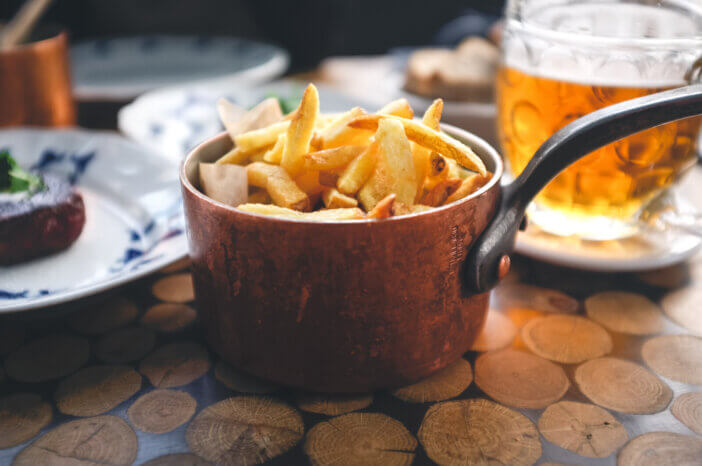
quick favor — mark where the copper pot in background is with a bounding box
[0,31,75,127]
[182,126,503,393]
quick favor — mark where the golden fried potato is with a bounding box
[246,162,310,211]
[411,98,444,201]
[247,189,271,204]
[295,170,325,197]
[281,84,320,176]
[366,193,396,219]
[359,119,416,210]
[319,107,370,149]
[322,188,359,208]
[444,173,491,204]
[237,204,364,220]
[378,98,414,119]
[337,140,379,196]
[349,114,486,175]
[318,171,339,188]
[234,120,290,152]
[304,145,366,172]
[420,178,462,206]
[263,134,286,164]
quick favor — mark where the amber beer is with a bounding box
[497,66,701,221]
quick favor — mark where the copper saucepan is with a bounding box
[181,84,702,392]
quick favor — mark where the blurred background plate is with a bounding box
[0,128,186,313]
[118,79,374,161]
[71,35,289,101]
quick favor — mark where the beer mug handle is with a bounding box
[465,83,702,293]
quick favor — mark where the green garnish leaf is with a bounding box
[0,151,44,194]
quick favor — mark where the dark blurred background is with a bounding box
[0,0,505,71]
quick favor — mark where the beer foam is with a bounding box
[504,1,702,88]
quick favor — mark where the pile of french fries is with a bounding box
[210,83,490,220]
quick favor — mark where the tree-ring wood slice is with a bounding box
[304,412,417,466]
[139,342,210,388]
[141,303,197,333]
[418,398,541,466]
[186,396,304,465]
[96,326,156,363]
[296,393,373,416]
[522,315,612,364]
[152,273,195,303]
[470,310,517,352]
[128,389,196,434]
[617,432,702,466]
[160,257,192,274]
[641,334,702,385]
[474,349,569,409]
[585,291,664,335]
[55,365,142,417]
[13,415,137,466]
[575,357,672,414]
[538,401,628,458]
[492,283,579,313]
[391,358,472,403]
[69,296,138,335]
[0,322,25,355]
[143,453,210,466]
[214,361,279,394]
[661,286,702,335]
[637,264,690,289]
[0,393,52,448]
[671,392,702,435]
[4,334,89,383]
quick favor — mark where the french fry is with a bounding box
[318,171,339,188]
[304,145,366,172]
[366,193,396,219]
[263,134,286,164]
[295,169,325,196]
[444,173,491,204]
[237,204,365,220]
[322,188,358,209]
[318,107,369,149]
[281,84,319,177]
[412,98,444,201]
[420,178,462,206]
[234,121,290,152]
[216,147,251,165]
[246,162,310,211]
[378,98,414,119]
[218,97,283,141]
[358,119,416,210]
[348,114,487,176]
[337,140,379,196]
[247,189,271,204]
[411,204,432,213]
[424,152,450,190]
[249,152,266,163]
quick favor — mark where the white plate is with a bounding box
[118,80,374,161]
[0,128,186,313]
[71,35,289,101]
[515,167,702,272]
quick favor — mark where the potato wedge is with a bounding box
[322,188,358,209]
[304,145,366,172]
[218,97,283,141]
[319,107,369,149]
[366,193,396,219]
[348,114,486,175]
[337,140,379,196]
[246,162,310,211]
[281,84,320,176]
[420,178,462,206]
[444,173,491,204]
[318,171,339,188]
[378,98,414,119]
[237,204,364,220]
[263,134,286,164]
[411,204,432,213]
[295,169,325,196]
[247,189,271,204]
[359,119,416,210]
[411,98,444,200]
[234,120,290,152]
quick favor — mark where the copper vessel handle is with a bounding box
[464,83,702,293]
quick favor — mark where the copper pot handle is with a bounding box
[464,83,702,293]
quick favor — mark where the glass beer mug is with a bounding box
[497,0,702,239]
